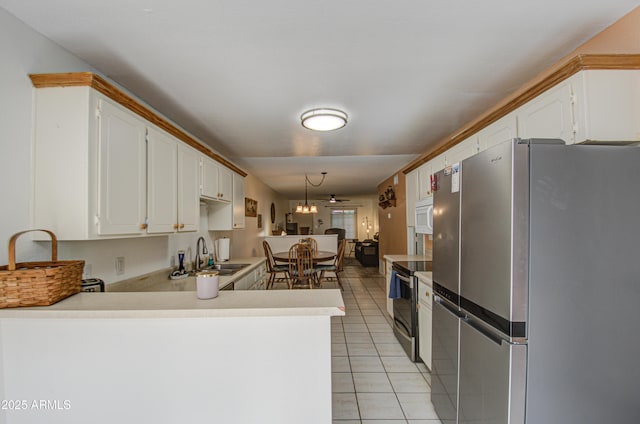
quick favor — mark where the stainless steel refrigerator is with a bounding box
[432,138,640,423]
[431,162,461,424]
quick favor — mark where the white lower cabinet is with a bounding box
[248,263,267,290]
[385,259,393,318]
[417,274,433,370]
[234,262,267,290]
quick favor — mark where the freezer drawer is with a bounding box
[458,315,526,424]
[431,295,460,424]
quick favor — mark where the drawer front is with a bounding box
[418,279,432,307]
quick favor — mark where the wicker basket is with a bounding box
[0,229,84,308]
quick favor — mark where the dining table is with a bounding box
[272,250,337,288]
[272,250,336,264]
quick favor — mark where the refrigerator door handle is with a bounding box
[463,315,504,346]
[434,294,464,318]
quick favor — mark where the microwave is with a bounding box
[415,197,433,234]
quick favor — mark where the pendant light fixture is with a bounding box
[295,172,326,214]
[301,108,348,131]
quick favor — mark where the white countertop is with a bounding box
[107,257,266,292]
[0,289,345,319]
[383,254,431,262]
[415,271,433,286]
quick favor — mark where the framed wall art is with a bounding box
[245,198,257,217]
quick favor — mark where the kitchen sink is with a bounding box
[211,263,250,270]
[198,263,250,276]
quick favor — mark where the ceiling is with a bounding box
[1,0,637,199]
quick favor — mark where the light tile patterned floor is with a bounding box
[325,259,441,424]
[270,258,441,423]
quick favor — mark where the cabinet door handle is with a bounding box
[173,224,179,230]
[179,224,185,229]
[425,292,430,297]
[140,223,148,230]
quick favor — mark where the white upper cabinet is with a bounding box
[96,98,148,236]
[201,156,220,200]
[429,153,447,175]
[31,82,230,240]
[232,173,246,229]
[477,112,518,153]
[444,135,478,167]
[201,156,232,202]
[417,153,446,200]
[518,70,640,145]
[218,166,233,201]
[572,70,640,144]
[147,126,178,234]
[33,86,149,240]
[518,77,575,143]
[406,169,418,226]
[147,127,199,234]
[177,144,200,232]
[417,163,432,200]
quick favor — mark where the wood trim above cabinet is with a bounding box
[29,72,247,177]
[402,54,640,174]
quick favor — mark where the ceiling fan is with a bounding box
[325,194,350,203]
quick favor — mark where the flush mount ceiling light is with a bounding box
[300,108,348,131]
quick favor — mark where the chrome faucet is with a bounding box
[195,237,208,271]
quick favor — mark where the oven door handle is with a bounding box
[395,272,412,288]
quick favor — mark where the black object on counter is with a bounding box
[81,278,105,292]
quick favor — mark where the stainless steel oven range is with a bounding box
[392,260,432,362]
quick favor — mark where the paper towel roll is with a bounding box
[216,238,230,262]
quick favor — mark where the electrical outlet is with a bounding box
[115,256,125,275]
[170,255,176,268]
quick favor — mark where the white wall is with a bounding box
[0,7,96,267]
[288,195,379,240]
[211,174,289,259]
[0,8,289,284]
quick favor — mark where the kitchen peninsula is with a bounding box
[0,289,344,424]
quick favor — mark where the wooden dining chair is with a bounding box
[263,240,290,289]
[316,238,346,290]
[301,237,318,256]
[288,243,315,289]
